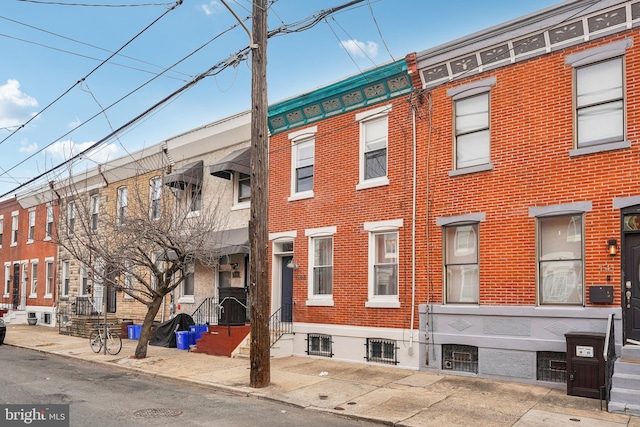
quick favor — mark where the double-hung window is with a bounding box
[45,204,53,239]
[28,210,35,242]
[80,264,90,295]
[0,215,4,246]
[90,195,99,232]
[150,177,161,220]
[306,226,336,306]
[61,261,70,297]
[116,186,128,225]
[181,263,195,302]
[67,202,75,234]
[30,261,38,297]
[538,214,584,305]
[4,263,10,296]
[357,105,390,190]
[455,94,490,169]
[123,260,133,299]
[365,220,402,308]
[11,211,18,246]
[45,259,54,297]
[237,172,251,204]
[288,126,316,201]
[441,220,481,304]
[575,58,624,148]
[188,183,202,214]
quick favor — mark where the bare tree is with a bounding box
[54,166,228,359]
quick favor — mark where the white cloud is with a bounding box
[45,140,121,164]
[68,117,82,129]
[0,79,38,129]
[18,139,38,154]
[339,39,379,58]
[201,1,221,16]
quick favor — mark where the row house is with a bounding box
[411,0,639,412]
[8,111,251,338]
[0,196,57,326]
[267,60,417,365]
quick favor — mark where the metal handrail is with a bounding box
[269,303,292,347]
[602,313,616,410]
[191,297,219,326]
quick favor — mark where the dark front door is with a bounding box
[11,264,19,309]
[281,256,294,322]
[624,232,640,342]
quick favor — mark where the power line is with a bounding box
[16,1,175,7]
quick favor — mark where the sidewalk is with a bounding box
[2,324,638,427]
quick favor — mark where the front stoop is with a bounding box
[608,344,640,416]
[192,325,250,357]
[232,331,294,359]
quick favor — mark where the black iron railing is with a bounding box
[269,303,292,347]
[191,297,219,326]
[602,313,616,410]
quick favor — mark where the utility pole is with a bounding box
[249,0,270,388]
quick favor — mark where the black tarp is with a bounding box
[149,313,195,348]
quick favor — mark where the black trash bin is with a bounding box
[0,319,6,345]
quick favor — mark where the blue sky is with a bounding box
[0,0,559,197]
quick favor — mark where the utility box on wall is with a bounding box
[589,286,614,304]
[565,332,606,399]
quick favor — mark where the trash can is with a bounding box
[0,319,5,345]
[175,331,189,350]
[565,332,606,399]
[127,325,137,340]
[121,320,133,339]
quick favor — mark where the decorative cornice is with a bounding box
[268,60,411,135]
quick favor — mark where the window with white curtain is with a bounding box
[444,223,479,303]
[455,94,490,169]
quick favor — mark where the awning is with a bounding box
[165,160,203,189]
[209,147,251,180]
[210,227,249,256]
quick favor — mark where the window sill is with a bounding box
[178,296,195,304]
[43,236,51,242]
[44,294,52,299]
[356,177,389,191]
[10,243,17,247]
[28,294,37,299]
[2,294,9,298]
[306,298,334,307]
[186,211,201,218]
[449,163,494,177]
[569,140,630,157]
[288,191,314,202]
[26,239,34,245]
[231,201,250,211]
[365,300,400,308]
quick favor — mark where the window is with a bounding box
[294,138,314,193]
[11,211,18,245]
[236,172,251,204]
[443,344,478,373]
[151,252,163,290]
[45,260,54,297]
[455,93,490,169]
[444,223,479,303]
[575,58,623,149]
[305,226,336,305]
[288,126,316,200]
[373,232,398,294]
[116,186,128,225]
[362,117,387,180]
[3,264,10,296]
[90,195,99,232]
[30,262,38,296]
[123,260,134,299]
[150,177,161,220]
[45,204,53,239]
[537,351,567,383]
[188,183,201,213]
[183,266,194,297]
[366,338,398,365]
[307,334,332,357]
[538,214,584,305]
[67,201,75,234]
[28,210,35,242]
[0,215,4,246]
[80,264,90,295]
[61,261,70,296]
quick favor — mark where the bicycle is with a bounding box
[89,323,122,355]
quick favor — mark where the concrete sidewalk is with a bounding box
[1,324,637,426]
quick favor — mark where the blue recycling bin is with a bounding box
[188,330,196,346]
[127,325,137,340]
[189,324,207,341]
[176,331,189,350]
[133,325,142,340]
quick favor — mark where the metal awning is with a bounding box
[165,160,203,189]
[210,227,249,256]
[209,147,251,180]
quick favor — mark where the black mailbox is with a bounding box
[565,332,606,399]
[589,286,614,303]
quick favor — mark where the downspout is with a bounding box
[409,100,417,355]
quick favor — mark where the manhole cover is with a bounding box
[133,408,182,418]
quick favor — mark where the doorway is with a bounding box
[281,256,294,322]
[623,229,640,342]
[11,263,19,309]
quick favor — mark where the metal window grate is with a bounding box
[306,334,333,357]
[366,338,398,365]
[536,351,567,383]
[442,344,478,373]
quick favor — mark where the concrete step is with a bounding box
[609,386,640,416]
[612,372,640,390]
[622,345,640,361]
[613,359,640,375]
[608,399,640,417]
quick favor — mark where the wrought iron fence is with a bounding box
[269,303,293,347]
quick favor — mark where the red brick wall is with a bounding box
[419,30,640,307]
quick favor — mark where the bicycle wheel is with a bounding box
[89,330,102,353]
[106,331,122,355]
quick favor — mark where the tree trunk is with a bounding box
[133,295,164,359]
